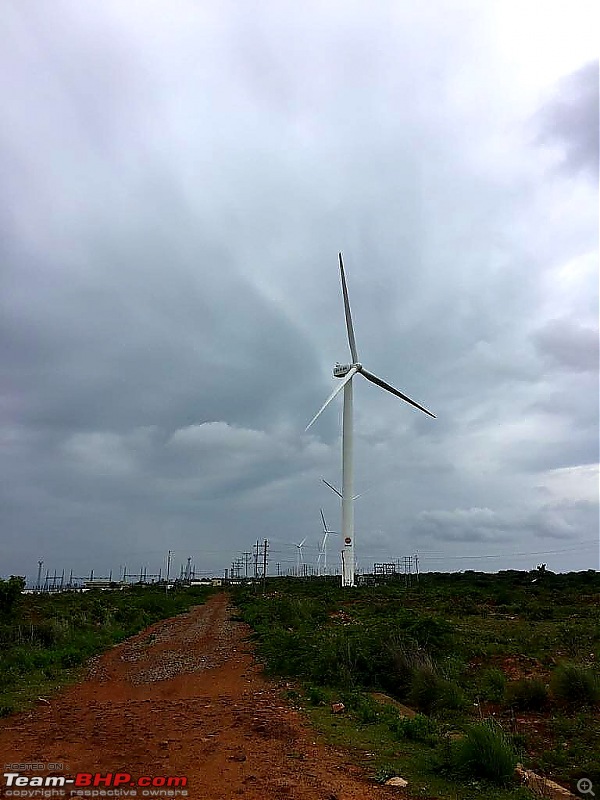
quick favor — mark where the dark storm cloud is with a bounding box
[0,1,597,580]
[537,60,599,177]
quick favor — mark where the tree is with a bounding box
[0,576,26,615]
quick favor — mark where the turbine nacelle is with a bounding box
[334,362,361,378]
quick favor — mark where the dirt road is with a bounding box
[0,593,401,799]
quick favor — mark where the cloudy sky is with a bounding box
[1,1,598,583]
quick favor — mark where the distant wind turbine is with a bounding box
[317,509,339,575]
[306,253,435,587]
[294,538,307,576]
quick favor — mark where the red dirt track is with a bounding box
[0,593,401,799]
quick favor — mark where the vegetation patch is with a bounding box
[0,578,214,712]
[234,570,600,797]
[446,719,518,785]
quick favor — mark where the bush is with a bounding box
[550,664,600,708]
[306,686,327,706]
[408,667,464,715]
[389,643,436,698]
[451,719,517,785]
[357,699,379,724]
[390,713,438,745]
[506,678,549,711]
[0,577,25,616]
[478,667,506,703]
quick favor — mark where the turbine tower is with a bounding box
[306,253,435,587]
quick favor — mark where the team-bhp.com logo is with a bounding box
[3,772,188,797]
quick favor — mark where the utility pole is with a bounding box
[262,539,269,592]
[243,552,251,579]
[401,555,413,587]
[253,540,260,579]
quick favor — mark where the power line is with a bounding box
[420,543,597,561]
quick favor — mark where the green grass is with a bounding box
[234,570,600,797]
[448,720,517,785]
[304,691,530,799]
[0,583,215,713]
[550,663,600,708]
[506,679,549,711]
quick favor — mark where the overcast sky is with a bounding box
[1,1,598,583]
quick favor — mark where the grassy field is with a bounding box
[234,570,600,799]
[0,578,214,714]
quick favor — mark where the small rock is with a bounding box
[331,702,345,714]
[385,777,409,788]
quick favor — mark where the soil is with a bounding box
[0,593,403,799]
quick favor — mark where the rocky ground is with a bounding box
[0,593,402,799]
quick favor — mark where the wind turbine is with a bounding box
[317,509,339,575]
[294,538,307,576]
[306,253,435,587]
[322,477,367,502]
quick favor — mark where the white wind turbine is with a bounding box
[306,253,435,587]
[294,537,307,576]
[317,509,339,576]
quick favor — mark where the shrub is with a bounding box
[390,713,438,745]
[0,577,25,615]
[506,678,549,711]
[478,667,506,703]
[550,664,600,708]
[451,719,517,785]
[29,622,59,647]
[58,647,86,668]
[306,686,327,706]
[408,667,464,715]
[340,691,380,724]
[389,643,436,698]
[405,615,454,654]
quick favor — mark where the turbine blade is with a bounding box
[322,478,343,499]
[360,368,436,418]
[339,252,358,363]
[299,537,306,548]
[305,366,358,431]
[320,508,327,532]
